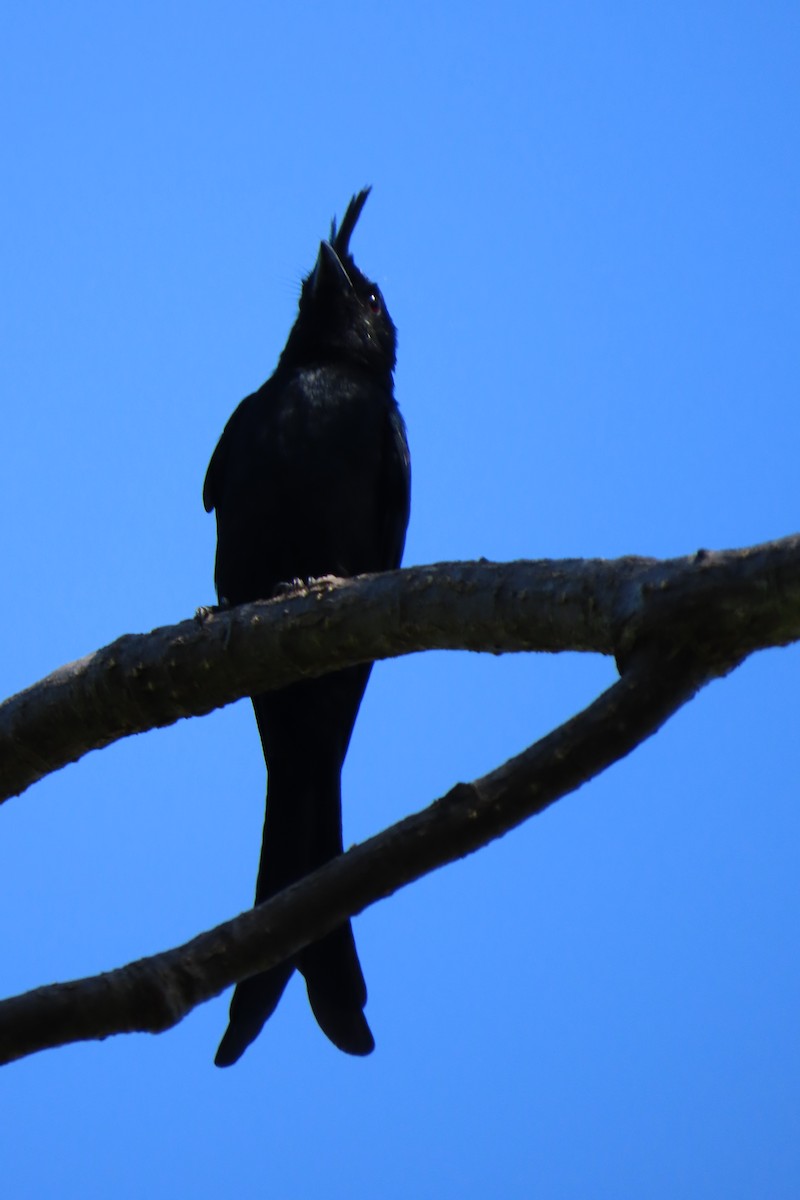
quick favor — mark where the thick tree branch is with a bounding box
[1,535,798,1064]
[0,643,709,1065]
[2,534,800,805]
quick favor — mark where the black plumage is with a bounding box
[204,190,410,1065]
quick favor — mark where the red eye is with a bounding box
[368,291,382,314]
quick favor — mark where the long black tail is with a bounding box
[214,668,374,1066]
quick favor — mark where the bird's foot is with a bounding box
[272,578,308,599]
[194,600,230,624]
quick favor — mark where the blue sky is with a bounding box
[2,4,799,1197]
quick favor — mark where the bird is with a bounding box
[204,189,410,1066]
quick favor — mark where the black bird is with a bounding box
[204,189,410,1066]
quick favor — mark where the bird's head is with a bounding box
[281,188,396,376]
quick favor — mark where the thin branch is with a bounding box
[2,535,800,805]
[0,645,714,1065]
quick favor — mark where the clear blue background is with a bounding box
[2,4,799,1197]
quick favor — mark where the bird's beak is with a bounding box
[310,241,354,298]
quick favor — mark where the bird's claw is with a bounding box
[272,578,307,599]
[195,602,229,624]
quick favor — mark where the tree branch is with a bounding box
[2,534,800,805]
[1,534,799,1064]
[0,643,709,1065]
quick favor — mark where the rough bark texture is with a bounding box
[0,535,799,1064]
[2,536,800,806]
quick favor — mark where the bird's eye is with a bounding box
[367,291,382,315]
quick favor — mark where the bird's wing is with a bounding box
[202,424,227,514]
